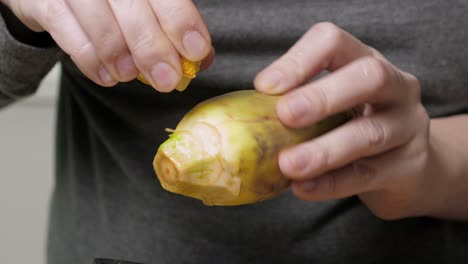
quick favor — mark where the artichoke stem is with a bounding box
[158,156,178,185]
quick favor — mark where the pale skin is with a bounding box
[2,0,468,220]
[255,22,468,221]
[1,0,214,91]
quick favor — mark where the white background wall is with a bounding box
[0,65,59,264]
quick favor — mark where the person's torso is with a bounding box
[48,1,468,263]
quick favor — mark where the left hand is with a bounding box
[255,22,434,220]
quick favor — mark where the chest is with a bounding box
[194,0,468,116]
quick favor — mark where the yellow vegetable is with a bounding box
[137,58,200,92]
[153,90,352,206]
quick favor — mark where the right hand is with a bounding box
[4,0,213,92]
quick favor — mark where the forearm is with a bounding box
[426,114,468,220]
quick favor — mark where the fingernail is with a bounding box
[116,53,137,81]
[278,94,310,122]
[99,66,115,84]
[256,69,283,93]
[279,150,308,176]
[298,180,318,193]
[151,63,179,92]
[183,31,209,61]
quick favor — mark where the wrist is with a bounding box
[424,123,453,217]
[422,116,467,219]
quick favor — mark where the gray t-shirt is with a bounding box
[1,1,468,263]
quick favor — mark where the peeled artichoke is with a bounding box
[153,90,351,206]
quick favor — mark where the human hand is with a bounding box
[5,0,213,92]
[255,22,435,220]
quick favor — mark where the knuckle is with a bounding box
[405,72,422,101]
[69,41,93,60]
[415,104,429,125]
[369,47,385,59]
[360,57,390,94]
[130,34,171,66]
[359,118,388,148]
[405,72,421,89]
[311,85,331,117]
[393,67,406,88]
[44,0,69,29]
[161,4,192,34]
[312,144,330,174]
[352,160,377,186]
[164,0,182,20]
[316,22,345,49]
[308,22,346,69]
[95,31,125,63]
[311,22,342,38]
[96,30,120,50]
[131,33,155,55]
[281,55,305,83]
[413,145,430,171]
[412,104,430,138]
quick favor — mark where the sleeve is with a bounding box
[0,8,64,109]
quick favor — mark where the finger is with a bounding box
[149,0,212,62]
[108,0,181,92]
[40,0,117,87]
[279,108,416,180]
[277,56,413,128]
[66,0,138,82]
[255,22,374,94]
[290,159,381,202]
[291,138,428,204]
[199,47,216,72]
